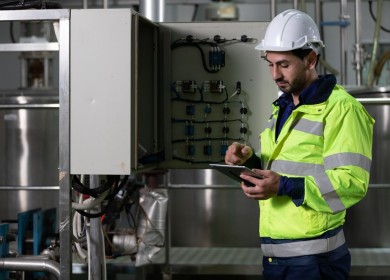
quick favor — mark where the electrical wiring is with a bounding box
[369,0,390,33]
[75,176,130,218]
[72,210,87,261]
[170,34,253,163]
[171,117,245,124]
[191,4,199,22]
[172,42,219,74]
[9,22,16,43]
[72,189,110,211]
[171,83,242,106]
[0,0,61,9]
[171,36,223,74]
[83,205,107,280]
[102,225,116,256]
[172,156,226,164]
[171,34,255,74]
[72,193,88,261]
[72,175,118,198]
[171,137,243,144]
[72,190,107,279]
[72,211,87,243]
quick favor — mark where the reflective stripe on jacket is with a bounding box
[259,84,374,240]
[261,228,346,257]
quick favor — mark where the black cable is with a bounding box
[72,175,119,198]
[172,137,243,144]
[368,1,390,33]
[172,156,225,164]
[171,86,229,104]
[0,0,61,9]
[9,22,16,43]
[76,176,130,218]
[171,118,244,124]
[171,42,219,74]
[191,4,199,22]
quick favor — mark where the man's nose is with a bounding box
[271,67,282,81]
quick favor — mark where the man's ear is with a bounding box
[306,51,318,68]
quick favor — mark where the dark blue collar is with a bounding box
[275,74,337,108]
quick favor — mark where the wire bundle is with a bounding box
[0,0,61,9]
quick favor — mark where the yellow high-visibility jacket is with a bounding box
[259,82,374,240]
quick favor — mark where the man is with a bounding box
[225,9,374,280]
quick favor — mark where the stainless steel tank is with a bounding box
[344,86,390,248]
[0,91,59,222]
[168,86,390,249]
[168,169,260,247]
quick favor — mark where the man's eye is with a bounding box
[280,64,289,68]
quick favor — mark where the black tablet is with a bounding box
[210,163,263,187]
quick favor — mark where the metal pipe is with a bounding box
[139,0,165,22]
[367,0,383,87]
[0,186,59,190]
[315,0,321,28]
[0,258,60,279]
[270,0,276,19]
[88,175,106,280]
[58,13,72,280]
[355,97,390,104]
[354,0,363,86]
[369,184,390,189]
[0,104,59,109]
[340,0,349,84]
[299,0,306,11]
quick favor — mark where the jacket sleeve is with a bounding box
[303,99,375,213]
[244,152,263,169]
[278,176,305,206]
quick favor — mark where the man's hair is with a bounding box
[291,48,320,67]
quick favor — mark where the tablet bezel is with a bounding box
[209,163,263,187]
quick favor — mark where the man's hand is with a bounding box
[225,142,253,165]
[240,169,280,200]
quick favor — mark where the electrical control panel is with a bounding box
[70,9,278,174]
[159,21,278,168]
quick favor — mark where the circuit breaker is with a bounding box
[70,9,277,175]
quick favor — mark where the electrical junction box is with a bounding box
[70,9,277,175]
[70,9,159,175]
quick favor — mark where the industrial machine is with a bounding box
[0,1,390,280]
[68,10,274,279]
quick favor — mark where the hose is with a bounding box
[373,50,390,84]
[72,189,110,211]
[366,0,383,87]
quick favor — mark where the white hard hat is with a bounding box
[256,9,324,53]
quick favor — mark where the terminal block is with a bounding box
[174,80,197,93]
[203,80,224,94]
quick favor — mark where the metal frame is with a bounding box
[0,9,71,280]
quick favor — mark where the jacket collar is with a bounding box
[273,74,337,107]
